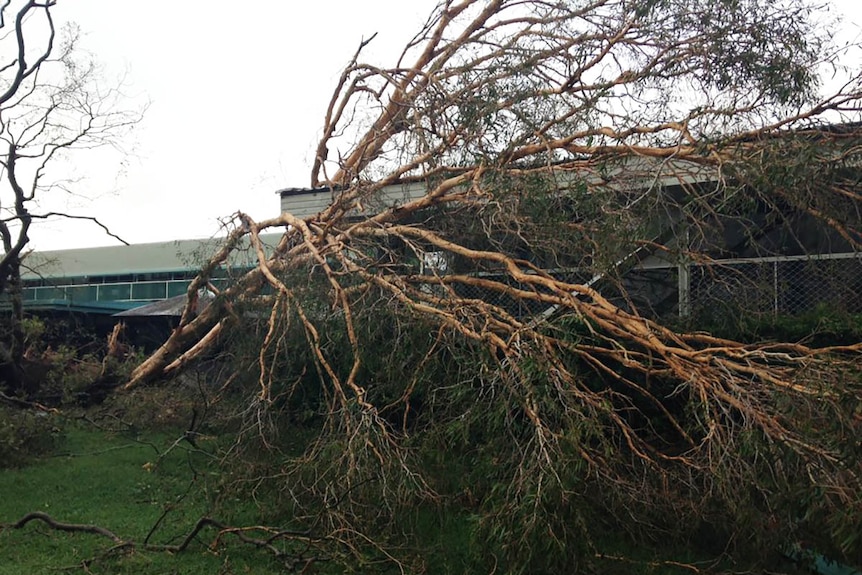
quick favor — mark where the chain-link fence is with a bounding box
[687,253,862,320]
[445,252,862,322]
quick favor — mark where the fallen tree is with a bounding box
[124,0,862,569]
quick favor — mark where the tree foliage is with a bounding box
[129,0,862,570]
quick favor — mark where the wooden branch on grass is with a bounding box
[3,511,325,565]
[6,511,123,543]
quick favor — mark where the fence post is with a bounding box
[678,262,691,318]
[773,260,779,317]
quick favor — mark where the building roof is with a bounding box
[114,290,214,317]
[20,234,283,281]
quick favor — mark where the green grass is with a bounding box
[0,414,829,574]
[0,419,285,574]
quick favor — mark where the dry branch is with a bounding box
[123,0,862,567]
[6,511,123,543]
[3,512,328,567]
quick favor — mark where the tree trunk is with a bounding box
[0,260,25,395]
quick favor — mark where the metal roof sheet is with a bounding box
[19,234,282,281]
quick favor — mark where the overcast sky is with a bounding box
[24,0,862,251]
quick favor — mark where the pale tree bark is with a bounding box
[130,0,862,565]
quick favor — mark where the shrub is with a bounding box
[0,406,62,468]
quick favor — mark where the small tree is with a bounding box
[0,1,142,392]
[129,0,862,569]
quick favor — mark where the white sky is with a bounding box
[23,0,862,251]
[29,1,437,251]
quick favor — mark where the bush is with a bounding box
[0,406,62,468]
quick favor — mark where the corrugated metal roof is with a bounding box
[2,299,143,315]
[114,290,214,317]
[20,233,282,281]
[280,181,431,219]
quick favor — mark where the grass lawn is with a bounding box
[0,417,286,574]
[0,412,833,574]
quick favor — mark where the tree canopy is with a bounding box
[127,0,862,570]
